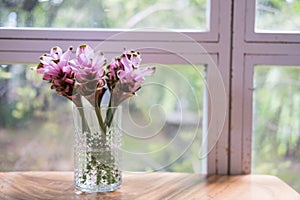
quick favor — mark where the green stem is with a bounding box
[94,90,107,134]
[105,93,117,128]
[95,105,107,134]
[105,107,117,128]
[78,107,90,133]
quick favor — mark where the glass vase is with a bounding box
[73,106,122,193]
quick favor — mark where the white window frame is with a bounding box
[0,0,246,175]
[230,0,300,174]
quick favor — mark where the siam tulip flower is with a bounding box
[111,66,156,107]
[120,50,141,70]
[36,46,82,106]
[36,45,155,132]
[107,61,155,127]
[69,44,107,106]
[106,50,142,90]
[106,57,123,84]
[105,49,155,127]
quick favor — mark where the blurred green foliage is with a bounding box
[253,66,300,191]
[0,0,207,29]
[256,0,300,31]
[120,64,205,172]
[0,64,50,127]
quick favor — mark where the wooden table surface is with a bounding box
[0,171,299,200]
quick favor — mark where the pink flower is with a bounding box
[36,45,156,134]
[111,66,155,106]
[118,67,155,91]
[36,46,155,109]
[69,44,107,106]
[70,44,106,82]
[37,46,81,106]
[105,50,155,106]
[106,50,142,90]
[120,50,141,71]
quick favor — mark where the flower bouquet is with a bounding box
[35,44,155,192]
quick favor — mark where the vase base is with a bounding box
[75,181,121,193]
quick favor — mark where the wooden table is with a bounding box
[0,172,299,200]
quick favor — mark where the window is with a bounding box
[231,0,300,192]
[0,0,230,175]
[0,0,208,30]
[252,65,300,191]
[1,0,298,191]
[255,0,300,32]
[122,64,206,172]
[0,64,73,171]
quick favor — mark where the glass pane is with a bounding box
[255,0,300,32]
[121,64,205,172]
[0,63,206,173]
[0,0,207,30]
[0,64,73,171]
[252,66,300,192]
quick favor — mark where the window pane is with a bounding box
[0,64,73,171]
[0,63,206,173]
[0,0,207,30]
[252,66,300,192]
[121,64,205,172]
[255,0,300,32]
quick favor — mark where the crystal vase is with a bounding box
[73,106,122,193]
